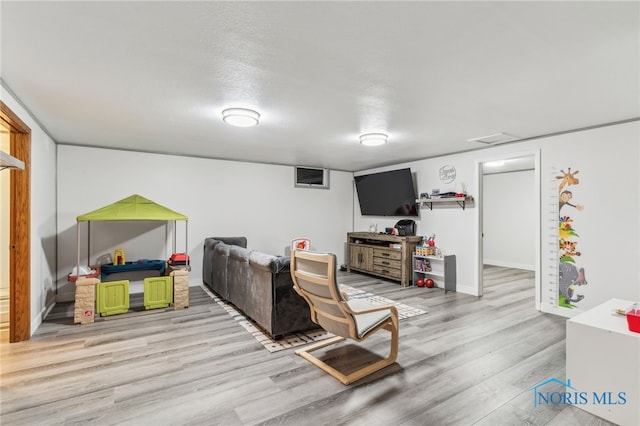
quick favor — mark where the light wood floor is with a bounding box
[0,266,615,425]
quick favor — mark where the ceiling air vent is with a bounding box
[467,132,519,145]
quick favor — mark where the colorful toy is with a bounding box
[113,248,125,265]
[425,278,435,288]
[416,278,425,287]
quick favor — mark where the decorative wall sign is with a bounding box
[439,165,456,183]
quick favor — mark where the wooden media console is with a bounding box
[346,232,422,287]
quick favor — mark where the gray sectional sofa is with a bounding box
[202,237,316,339]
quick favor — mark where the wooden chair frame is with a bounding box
[290,250,399,385]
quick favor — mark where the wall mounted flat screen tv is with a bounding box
[354,168,418,216]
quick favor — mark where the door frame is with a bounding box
[474,149,541,310]
[1,101,31,342]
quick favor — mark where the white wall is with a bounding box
[10,81,637,323]
[56,145,354,300]
[354,157,480,296]
[1,88,58,335]
[354,120,640,316]
[483,170,535,270]
[537,122,639,315]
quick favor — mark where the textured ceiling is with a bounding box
[1,1,638,172]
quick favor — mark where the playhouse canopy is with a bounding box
[77,194,187,222]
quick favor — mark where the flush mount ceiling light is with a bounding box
[359,133,388,147]
[222,108,260,127]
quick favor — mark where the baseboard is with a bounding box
[455,284,479,297]
[31,298,56,336]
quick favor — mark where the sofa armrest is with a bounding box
[248,252,290,274]
[249,251,276,272]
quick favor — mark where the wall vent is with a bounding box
[467,132,519,145]
[294,166,329,189]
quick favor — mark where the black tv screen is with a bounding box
[354,168,418,216]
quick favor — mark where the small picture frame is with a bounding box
[439,165,456,183]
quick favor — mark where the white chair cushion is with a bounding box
[346,298,392,339]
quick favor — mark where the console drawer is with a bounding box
[373,248,401,260]
[372,264,402,280]
[373,257,401,270]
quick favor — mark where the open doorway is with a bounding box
[476,151,541,309]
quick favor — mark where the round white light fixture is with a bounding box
[222,108,260,127]
[359,133,388,146]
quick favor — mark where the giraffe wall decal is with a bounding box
[556,167,579,192]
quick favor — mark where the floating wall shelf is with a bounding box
[416,196,473,210]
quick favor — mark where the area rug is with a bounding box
[203,284,426,353]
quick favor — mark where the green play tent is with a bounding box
[75,194,188,274]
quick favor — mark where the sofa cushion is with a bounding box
[210,242,232,299]
[204,237,249,298]
[227,245,252,312]
[248,251,276,330]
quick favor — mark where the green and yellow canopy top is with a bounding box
[76,194,187,222]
